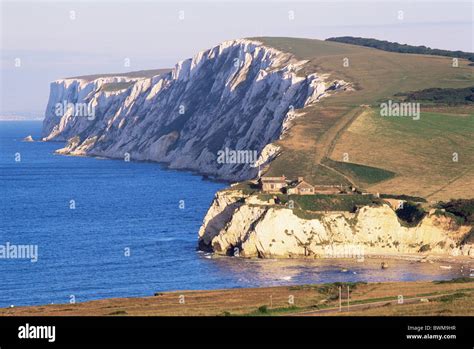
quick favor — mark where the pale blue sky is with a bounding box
[1,0,473,117]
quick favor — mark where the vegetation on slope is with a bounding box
[395,202,426,227]
[291,194,382,212]
[379,194,427,203]
[395,86,474,105]
[256,193,382,213]
[436,199,474,225]
[326,36,474,63]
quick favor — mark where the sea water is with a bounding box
[0,121,468,307]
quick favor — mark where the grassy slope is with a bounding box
[323,158,396,186]
[331,107,474,201]
[256,37,474,200]
[258,37,473,105]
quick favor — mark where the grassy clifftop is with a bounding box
[67,68,171,81]
[255,37,474,201]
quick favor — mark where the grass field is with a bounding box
[3,277,473,316]
[323,158,396,186]
[289,194,380,212]
[329,107,474,201]
[256,193,381,212]
[257,37,473,106]
[255,38,474,201]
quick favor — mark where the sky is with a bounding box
[1,0,473,117]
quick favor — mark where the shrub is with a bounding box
[396,202,426,227]
[436,199,474,225]
[326,36,474,63]
[108,310,128,315]
[433,277,474,284]
[418,244,431,252]
[380,193,426,203]
[438,293,467,303]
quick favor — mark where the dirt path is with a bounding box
[319,163,356,187]
[322,106,370,161]
[425,168,473,200]
[319,161,357,187]
[311,105,369,186]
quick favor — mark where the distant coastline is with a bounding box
[0,116,43,121]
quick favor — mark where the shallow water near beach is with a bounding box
[0,121,471,308]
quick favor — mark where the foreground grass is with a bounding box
[334,291,474,316]
[2,278,473,317]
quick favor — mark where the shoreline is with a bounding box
[0,254,471,313]
[1,254,472,315]
[52,147,233,185]
[207,251,474,265]
[353,253,473,265]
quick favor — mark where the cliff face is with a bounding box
[42,39,350,181]
[198,190,474,258]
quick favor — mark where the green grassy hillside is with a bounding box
[256,37,474,201]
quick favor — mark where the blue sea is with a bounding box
[0,121,469,308]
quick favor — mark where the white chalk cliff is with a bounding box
[43,39,472,259]
[42,39,350,181]
[198,190,474,258]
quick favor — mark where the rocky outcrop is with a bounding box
[198,191,474,258]
[197,190,246,249]
[22,135,34,142]
[42,39,350,181]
